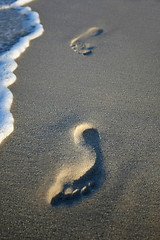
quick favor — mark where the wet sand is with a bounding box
[1,0,160,239]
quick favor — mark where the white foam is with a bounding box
[0,0,33,9]
[0,1,44,144]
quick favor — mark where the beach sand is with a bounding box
[1,0,160,239]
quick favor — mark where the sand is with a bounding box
[1,0,160,239]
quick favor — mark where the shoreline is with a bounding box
[0,1,44,144]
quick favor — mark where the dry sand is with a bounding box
[1,0,160,239]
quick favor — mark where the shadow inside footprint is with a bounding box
[50,126,105,207]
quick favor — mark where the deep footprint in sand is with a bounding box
[70,27,103,55]
[47,123,105,207]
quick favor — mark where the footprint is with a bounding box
[70,27,103,55]
[46,123,105,207]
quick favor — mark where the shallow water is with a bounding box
[0,8,33,53]
[0,0,15,6]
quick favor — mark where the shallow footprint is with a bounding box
[70,27,103,55]
[47,123,105,207]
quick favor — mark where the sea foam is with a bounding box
[0,0,44,144]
